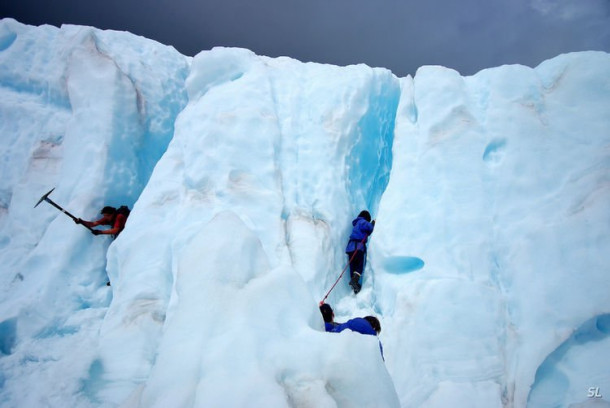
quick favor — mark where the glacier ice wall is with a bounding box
[98,46,400,406]
[0,18,609,408]
[0,19,189,407]
[371,53,610,407]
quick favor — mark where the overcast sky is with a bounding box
[2,0,609,77]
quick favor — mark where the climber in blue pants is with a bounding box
[345,210,375,294]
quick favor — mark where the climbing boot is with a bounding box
[349,272,361,294]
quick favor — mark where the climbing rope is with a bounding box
[319,236,367,305]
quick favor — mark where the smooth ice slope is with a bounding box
[0,18,609,408]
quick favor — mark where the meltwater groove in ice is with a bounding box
[527,314,610,407]
[345,71,400,216]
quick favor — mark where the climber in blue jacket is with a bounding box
[320,303,384,360]
[333,317,384,360]
[332,316,379,335]
[345,210,375,294]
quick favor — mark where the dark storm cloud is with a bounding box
[1,0,609,76]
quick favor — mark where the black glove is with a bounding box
[371,220,376,226]
[91,230,101,236]
[75,218,82,224]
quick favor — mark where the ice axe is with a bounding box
[35,188,94,231]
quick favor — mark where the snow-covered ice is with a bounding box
[0,18,609,408]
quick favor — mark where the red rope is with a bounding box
[319,236,367,306]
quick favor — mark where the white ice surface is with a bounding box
[0,18,609,408]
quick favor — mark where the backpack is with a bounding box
[116,205,131,219]
[111,206,131,238]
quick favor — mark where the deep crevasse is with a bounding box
[0,18,609,408]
